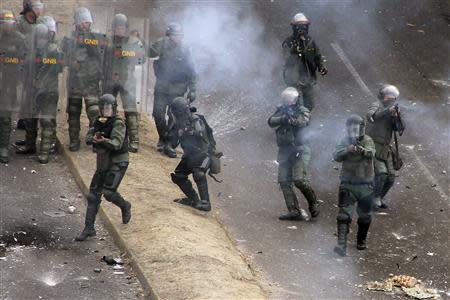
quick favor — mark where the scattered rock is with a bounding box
[68,206,76,214]
[287,226,297,230]
[94,268,101,273]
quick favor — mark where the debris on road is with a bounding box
[287,226,297,230]
[366,275,441,299]
[31,170,37,174]
[67,206,76,214]
[94,268,101,273]
[113,265,124,270]
[43,211,67,218]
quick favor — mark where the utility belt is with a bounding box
[340,179,374,186]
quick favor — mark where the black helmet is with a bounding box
[166,22,183,36]
[99,94,117,117]
[170,97,189,116]
[346,114,365,140]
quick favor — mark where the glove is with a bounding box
[280,115,290,125]
[187,91,196,103]
[318,66,328,76]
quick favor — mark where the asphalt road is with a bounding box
[0,130,144,299]
[190,1,450,299]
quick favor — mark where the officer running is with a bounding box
[76,94,132,241]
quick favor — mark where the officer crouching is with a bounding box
[168,97,220,212]
[332,115,375,256]
[268,87,319,221]
[76,94,131,241]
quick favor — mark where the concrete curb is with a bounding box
[56,136,159,300]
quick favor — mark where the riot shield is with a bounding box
[103,14,147,114]
[0,23,26,117]
[19,23,64,120]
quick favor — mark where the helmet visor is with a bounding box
[100,103,114,117]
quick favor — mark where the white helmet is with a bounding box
[74,7,93,26]
[378,84,400,100]
[42,16,56,33]
[291,13,310,25]
[281,87,299,105]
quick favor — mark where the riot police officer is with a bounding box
[333,115,376,256]
[103,13,145,153]
[62,7,105,152]
[282,13,327,111]
[76,94,131,241]
[147,23,197,156]
[16,0,44,131]
[366,85,405,209]
[0,10,26,163]
[169,97,217,212]
[268,87,319,221]
[15,23,63,163]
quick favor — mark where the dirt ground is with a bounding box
[56,112,268,300]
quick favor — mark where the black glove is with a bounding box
[318,66,328,76]
[187,91,196,103]
[280,115,290,125]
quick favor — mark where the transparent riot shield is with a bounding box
[20,24,64,120]
[0,24,26,117]
[103,14,147,115]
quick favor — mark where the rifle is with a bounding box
[393,103,405,136]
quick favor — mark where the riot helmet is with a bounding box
[346,114,366,140]
[166,22,183,44]
[281,87,299,106]
[99,94,117,118]
[21,0,44,19]
[170,97,190,117]
[291,13,310,38]
[112,13,128,38]
[378,84,399,106]
[0,9,17,32]
[74,7,93,31]
[42,16,56,34]
[33,23,49,49]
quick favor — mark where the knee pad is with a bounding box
[294,180,310,191]
[171,172,188,184]
[279,182,293,191]
[357,215,372,225]
[193,170,206,183]
[86,192,101,205]
[338,188,353,207]
[337,212,351,223]
[68,99,82,115]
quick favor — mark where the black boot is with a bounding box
[163,145,177,158]
[156,139,165,152]
[69,139,80,152]
[302,186,320,218]
[193,174,211,211]
[356,219,371,250]
[172,174,201,207]
[334,221,349,256]
[15,144,36,154]
[278,211,305,221]
[75,201,99,241]
[121,201,132,224]
[194,199,211,211]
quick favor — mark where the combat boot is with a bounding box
[194,199,211,212]
[0,148,9,164]
[121,201,132,224]
[295,181,320,218]
[15,144,36,154]
[163,145,177,158]
[356,219,371,250]
[334,221,349,257]
[37,153,49,164]
[14,140,26,146]
[156,139,165,152]
[69,139,80,152]
[278,211,305,221]
[75,227,96,241]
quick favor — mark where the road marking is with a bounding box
[330,42,373,96]
[331,41,449,202]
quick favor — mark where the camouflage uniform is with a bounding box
[0,18,26,163]
[62,30,105,151]
[268,102,319,219]
[104,35,145,152]
[148,36,196,148]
